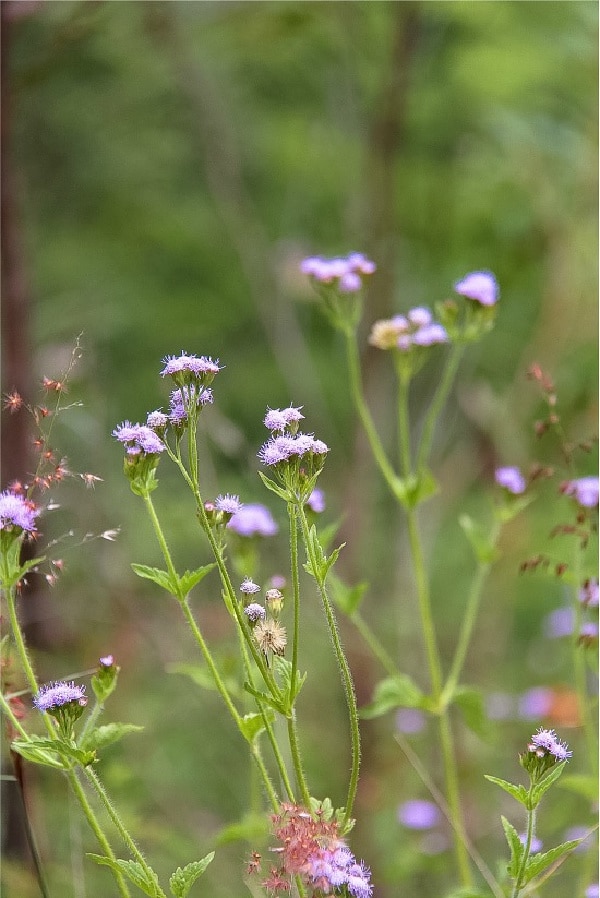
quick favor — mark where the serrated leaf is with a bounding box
[13,735,94,768]
[453,686,490,737]
[459,515,498,564]
[88,855,161,897]
[11,738,66,769]
[522,839,581,884]
[257,471,290,502]
[178,564,216,596]
[530,762,567,807]
[484,775,528,806]
[558,773,599,801]
[328,571,368,617]
[238,711,275,745]
[360,674,425,719]
[131,563,176,594]
[80,723,144,753]
[273,655,306,703]
[169,853,214,898]
[501,815,524,877]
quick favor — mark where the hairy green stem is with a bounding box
[416,342,464,473]
[287,710,312,808]
[351,612,397,678]
[288,503,301,708]
[511,798,535,898]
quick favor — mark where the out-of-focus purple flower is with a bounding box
[580,621,599,643]
[240,577,261,595]
[564,826,594,853]
[486,691,516,721]
[307,847,372,898]
[519,833,543,853]
[99,655,114,668]
[408,307,433,327]
[454,271,499,307]
[397,799,441,830]
[0,490,38,533]
[215,494,243,515]
[160,353,221,379]
[300,253,376,293]
[563,476,599,508]
[227,503,278,537]
[585,885,599,898]
[579,578,599,607]
[34,681,87,712]
[244,603,266,623]
[113,422,165,456]
[495,466,526,495]
[306,488,325,513]
[543,607,575,639]
[518,687,553,719]
[411,323,449,347]
[395,708,427,733]
[369,308,447,351]
[530,727,572,761]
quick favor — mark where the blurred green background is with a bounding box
[1,2,597,896]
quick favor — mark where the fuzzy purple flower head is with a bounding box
[563,476,599,508]
[257,433,329,467]
[529,727,572,761]
[264,406,304,432]
[169,386,213,425]
[244,602,266,623]
[0,490,39,534]
[240,577,261,595]
[160,353,221,382]
[34,681,87,712]
[454,271,499,307]
[227,503,278,537]
[300,252,376,293]
[112,422,165,456]
[215,494,243,516]
[306,488,325,513]
[495,466,526,495]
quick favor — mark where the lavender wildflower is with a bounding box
[518,686,553,718]
[215,494,243,516]
[244,603,266,623]
[454,271,499,307]
[397,799,441,830]
[529,727,572,761]
[395,707,427,733]
[113,422,165,456]
[306,488,325,513]
[0,490,38,534]
[160,353,221,384]
[99,655,114,668]
[543,608,574,639]
[264,405,304,432]
[146,409,169,431]
[369,307,447,352]
[240,577,261,595]
[227,503,278,537]
[169,386,213,425]
[34,680,87,712]
[495,466,526,495]
[300,252,376,293]
[562,476,599,508]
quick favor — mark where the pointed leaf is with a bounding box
[169,853,214,898]
[131,563,176,594]
[530,761,567,807]
[243,682,286,716]
[360,675,425,719]
[178,564,216,596]
[522,839,581,884]
[80,723,144,753]
[88,856,161,897]
[238,711,275,745]
[11,738,66,769]
[484,775,529,807]
[453,686,490,737]
[274,655,306,702]
[257,471,290,502]
[328,572,368,617]
[501,815,524,877]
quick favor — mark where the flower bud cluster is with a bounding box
[520,727,572,781]
[369,307,448,352]
[300,253,376,294]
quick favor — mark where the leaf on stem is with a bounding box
[11,737,67,769]
[522,839,582,885]
[89,856,161,897]
[452,686,490,737]
[303,524,345,582]
[328,571,368,617]
[238,711,275,745]
[530,761,567,807]
[500,814,524,877]
[484,775,529,807]
[257,470,291,502]
[79,723,144,753]
[169,854,215,898]
[360,674,425,719]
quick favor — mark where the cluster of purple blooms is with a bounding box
[227,503,279,537]
[453,270,499,307]
[113,421,165,456]
[0,490,38,534]
[495,466,527,495]
[258,406,329,467]
[307,845,372,898]
[160,353,221,382]
[528,727,572,762]
[562,475,599,509]
[370,307,448,352]
[33,680,87,712]
[300,252,376,294]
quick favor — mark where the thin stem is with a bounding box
[416,341,464,473]
[511,800,535,898]
[286,710,312,808]
[0,688,29,739]
[67,768,131,898]
[298,506,361,828]
[84,766,167,898]
[288,503,301,707]
[351,612,397,678]
[396,374,412,477]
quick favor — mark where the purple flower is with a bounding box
[580,621,599,641]
[160,353,221,379]
[543,607,574,639]
[0,490,38,533]
[215,494,243,515]
[227,503,278,537]
[257,433,329,466]
[244,603,266,623]
[306,845,372,898]
[346,861,373,898]
[518,687,552,719]
[369,307,447,352]
[33,681,87,712]
[113,422,165,456]
[495,466,526,495]
[397,799,441,830]
[519,833,543,853]
[411,323,448,347]
[579,578,599,607]
[306,488,325,513]
[168,386,213,424]
[146,410,169,429]
[300,252,376,292]
[264,406,304,432]
[563,476,599,508]
[240,577,261,595]
[99,655,114,668]
[339,271,362,293]
[408,307,433,327]
[395,708,427,733]
[586,885,599,898]
[454,271,499,307]
[530,727,572,761]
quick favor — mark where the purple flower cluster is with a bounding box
[227,503,278,537]
[0,490,38,533]
[168,385,213,425]
[215,494,243,516]
[529,727,572,762]
[454,271,499,307]
[397,799,441,830]
[306,488,325,513]
[562,476,599,508]
[244,602,266,623]
[33,680,87,712]
[240,577,261,595]
[300,253,376,293]
[495,466,526,495]
[112,422,165,456]
[264,405,304,432]
[160,353,221,380]
[308,845,372,898]
[258,433,329,467]
[369,307,448,351]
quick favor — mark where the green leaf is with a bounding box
[273,655,306,703]
[452,686,490,737]
[13,735,95,767]
[169,853,214,898]
[88,856,161,897]
[304,524,344,582]
[257,471,290,502]
[11,738,66,769]
[459,515,498,564]
[243,682,286,716]
[178,564,216,595]
[484,775,528,807]
[167,660,241,698]
[522,839,581,884]
[501,815,524,877]
[238,711,275,745]
[131,563,176,594]
[328,571,368,617]
[443,889,491,898]
[360,674,424,719]
[558,773,599,801]
[80,723,144,753]
[530,761,567,807]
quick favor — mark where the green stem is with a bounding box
[286,710,312,808]
[397,374,412,477]
[84,766,165,897]
[298,506,361,828]
[67,768,131,898]
[0,688,30,739]
[416,342,464,473]
[288,503,301,708]
[351,612,397,678]
[511,799,535,898]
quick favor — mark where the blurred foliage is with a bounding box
[2,1,597,897]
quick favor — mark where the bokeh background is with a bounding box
[1,2,597,896]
